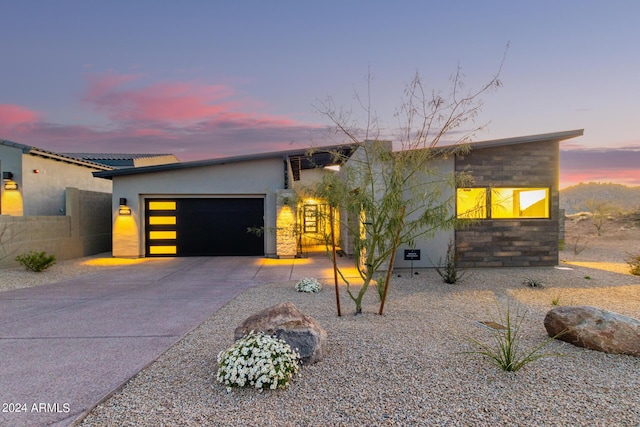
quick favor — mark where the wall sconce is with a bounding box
[118,197,131,215]
[4,181,18,190]
[2,171,13,180]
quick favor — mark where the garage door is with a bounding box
[145,198,264,256]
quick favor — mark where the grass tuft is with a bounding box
[522,277,544,288]
[462,301,563,372]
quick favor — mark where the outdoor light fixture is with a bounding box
[2,172,17,189]
[4,181,18,190]
[118,197,131,215]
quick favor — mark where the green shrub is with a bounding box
[462,302,562,372]
[15,251,56,272]
[435,240,466,284]
[627,253,640,276]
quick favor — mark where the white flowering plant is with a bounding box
[295,277,322,293]
[216,331,300,391]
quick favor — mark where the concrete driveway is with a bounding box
[0,255,354,427]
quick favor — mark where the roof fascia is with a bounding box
[94,143,358,180]
[1,139,113,170]
[28,148,114,171]
[468,129,584,149]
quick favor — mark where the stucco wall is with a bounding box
[22,155,112,216]
[393,157,455,268]
[109,157,285,258]
[0,188,112,268]
[455,140,560,267]
[332,143,455,268]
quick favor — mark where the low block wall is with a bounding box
[0,188,111,268]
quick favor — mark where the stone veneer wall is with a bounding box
[0,188,111,268]
[275,189,298,258]
[455,140,560,267]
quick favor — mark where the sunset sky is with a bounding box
[1,1,638,189]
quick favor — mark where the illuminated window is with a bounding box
[457,187,550,219]
[148,216,176,225]
[149,231,177,240]
[149,201,176,210]
[149,245,177,255]
[491,188,549,219]
[456,188,487,219]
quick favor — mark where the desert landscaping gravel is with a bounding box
[3,215,639,426]
[73,265,639,427]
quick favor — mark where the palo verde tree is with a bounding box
[309,56,506,315]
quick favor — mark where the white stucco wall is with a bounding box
[393,157,455,268]
[21,156,112,216]
[109,157,286,258]
[336,142,455,269]
[296,167,329,191]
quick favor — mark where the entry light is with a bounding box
[118,197,131,215]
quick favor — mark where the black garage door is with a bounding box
[145,198,264,256]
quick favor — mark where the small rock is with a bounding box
[544,306,640,356]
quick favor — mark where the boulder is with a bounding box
[234,301,327,364]
[544,306,640,357]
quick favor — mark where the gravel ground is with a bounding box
[3,217,639,427]
[75,265,639,427]
[0,253,113,292]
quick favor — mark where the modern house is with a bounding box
[94,129,583,267]
[0,140,181,267]
[0,139,113,216]
[0,139,116,266]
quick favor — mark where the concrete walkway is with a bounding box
[0,255,358,427]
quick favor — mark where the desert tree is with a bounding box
[585,199,615,236]
[308,52,506,315]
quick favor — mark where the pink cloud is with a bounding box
[560,148,640,188]
[0,104,41,129]
[0,71,328,159]
[81,72,297,126]
[130,127,177,138]
[561,169,640,188]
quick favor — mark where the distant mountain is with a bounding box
[560,183,640,214]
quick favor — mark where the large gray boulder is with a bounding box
[234,301,327,364]
[544,306,640,357]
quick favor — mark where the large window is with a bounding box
[456,187,550,219]
[491,188,549,218]
[456,188,487,218]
